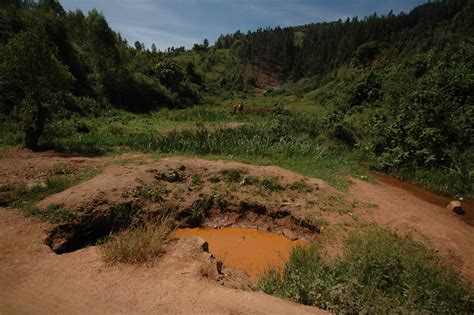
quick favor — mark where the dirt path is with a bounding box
[0,209,323,314]
[350,177,474,283]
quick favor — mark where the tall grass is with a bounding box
[257,227,474,313]
[102,215,174,265]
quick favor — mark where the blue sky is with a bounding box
[60,0,426,50]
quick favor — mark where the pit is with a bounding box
[174,227,305,278]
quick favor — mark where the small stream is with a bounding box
[174,227,305,278]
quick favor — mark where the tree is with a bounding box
[0,28,74,149]
[151,43,157,52]
[203,38,209,48]
[134,40,142,50]
[154,59,184,89]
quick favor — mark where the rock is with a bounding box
[447,200,464,215]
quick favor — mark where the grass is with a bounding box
[2,165,99,209]
[102,214,174,265]
[26,204,76,223]
[220,168,248,183]
[189,172,204,188]
[2,164,101,222]
[136,184,168,203]
[288,180,314,193]
[257,227,474,314]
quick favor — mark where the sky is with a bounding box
[60,0,427,50]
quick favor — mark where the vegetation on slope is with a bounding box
[257,227,474,314]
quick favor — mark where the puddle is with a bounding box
[372,171,474,226]
[174,227,305,278]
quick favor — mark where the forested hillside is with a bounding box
[216,0,474,195]
[0,0,472,196]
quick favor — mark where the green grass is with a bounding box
[26,204,76,223]
[3,164,101,221]
[257,227,474,314]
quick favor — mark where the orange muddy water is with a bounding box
[174,227,305,278]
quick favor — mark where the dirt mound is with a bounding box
[38,157,343,254]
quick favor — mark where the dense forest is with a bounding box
[0,0,473,196]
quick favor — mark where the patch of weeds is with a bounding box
[257,227,474,314]
[208,175,221,183]
[260,177,285,191]
[7,165,101,212]
[171,186,186,201]
[214,193,229,211]
[239,175,284,192]
[109,203,138,232]
[50,164,74,176]
[188,196,214,226]
[189,172,204,189]
[239,200,267,215]
[102,214,174,265]
[220,168,248,183]
[289,180,314,193]
[137,184,168,203]
[26,204,76,223]
[240,175,260,186]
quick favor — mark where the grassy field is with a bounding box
[3,92,469,196]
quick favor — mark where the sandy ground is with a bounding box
[0,208,324,314]
[1,149,473,313]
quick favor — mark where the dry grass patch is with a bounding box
[102,215,174,264]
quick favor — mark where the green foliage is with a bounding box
[188,197,214,226]
[288,180,313,193]
[260,177,285,191]
[220,168,248,183]
[352,41,386,68]
[257,228,474,313]
[189,172,204,188]
[6,165,99,211]
[0,22,74,148]
[26,204,76,223]
[136,184,168,203]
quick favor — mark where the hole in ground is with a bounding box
[174,227,305,279]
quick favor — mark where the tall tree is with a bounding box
[0,27,74,149]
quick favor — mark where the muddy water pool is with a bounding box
[174,227,305,278]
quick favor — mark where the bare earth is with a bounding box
[1,149,473,313]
